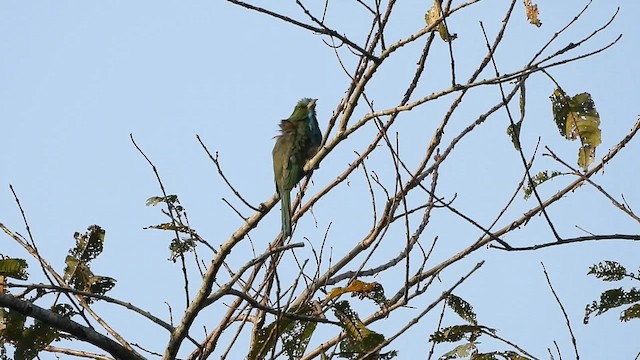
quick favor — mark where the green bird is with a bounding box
[272,98,320,237]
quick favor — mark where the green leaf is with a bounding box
[63,226,115,302]
[1,308,26,341]
[550,89,601,170]
[506,121,523,151]
[523,170,561,199]
[249,304,318,360]
[145,196,164,206]
[249,317,293,360]
[168,237,197,262]
[429,325,490,343]
[584,287,640,324]
[69,225,106,262]
[439,342,477,359]
[282,317,317,359]
[588,261,627,281]
[0,258,28,280]
[447,294,477,325]
[146,195,178,207]
[13,304,73,360]
[87,275,116,296]
[146,223,193,233]
[333,301,393,359]
[621,303,640,322]
[507,353,534,360]
[507,80,527,151]
[473,351,533,360]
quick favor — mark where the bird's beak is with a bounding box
[307,99,317,109]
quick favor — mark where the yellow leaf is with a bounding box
[425,0,455,42]
[550,89,601,170]
[523,0,542,27]
[327,280,386,306]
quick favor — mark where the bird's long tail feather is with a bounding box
[281,191,292,237]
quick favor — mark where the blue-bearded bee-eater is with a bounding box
[272,98,321,237]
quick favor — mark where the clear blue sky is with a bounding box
[1,1,639,359]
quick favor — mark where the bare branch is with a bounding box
[225,0,380,62]
[45,345,113,360]
[541,263,579,360]
[496,234,640,252]
[0,293,145,360]
[545,146,640,223]
[197,135,261,212]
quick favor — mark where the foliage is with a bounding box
[550,89,602,170]
[249,304,318,360]
[446,294,477,325]
[333,301,395,360]
[0,305,74,360]
[506,120,523,151]
[1,226,115,358]
[63,225,116,302]
[429,294,533,360]
[584,261,640,324]
[523,0,542,27]
[439,344,531,360]
[425,0,456,42]
[0,258,28,281]
[522,170,562,199]
[249,279,391,359]
[146,194,202,261]
[506,79,526,151]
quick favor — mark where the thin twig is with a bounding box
[545,146,640,223]
[226,0,380,62]
[480,21,562,241]
[480,329,539,360]
[541,263,579,360]
[130,134,191,306]
[45,345,112,360]
[528,0,593,65]
[427,302,447,360]
[197,135,260,212]
[498,234,640,251]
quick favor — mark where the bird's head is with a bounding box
[289,98,317,122]
[300,98,317,110]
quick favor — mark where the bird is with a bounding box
[272,98,321,237]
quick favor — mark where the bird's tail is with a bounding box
[280,191,292,237]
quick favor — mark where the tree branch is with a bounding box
[0,294,145,360]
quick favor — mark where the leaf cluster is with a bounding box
[249,280,393,359]
[0,304,73,360]
[522,170,562,199]
[63,225,116,303]
[146,195,204,262]
[550,89,602,170]
[1,225,116,358]
[430,294,533,360]
[249,304,318,360]
[584,261,640,324]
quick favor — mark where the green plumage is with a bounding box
[272,98,320,237]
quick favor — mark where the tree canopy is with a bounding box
[1,1,639,359]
